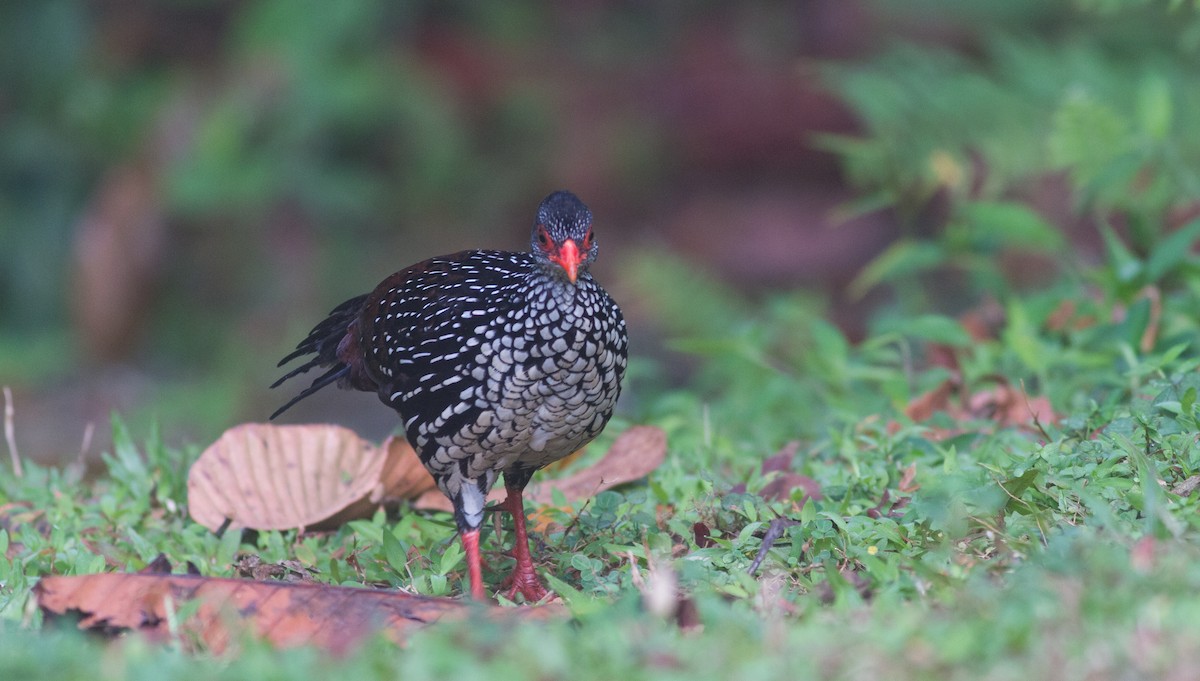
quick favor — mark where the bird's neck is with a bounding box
[528,264,588,307]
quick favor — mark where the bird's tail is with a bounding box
[269,294,369,419]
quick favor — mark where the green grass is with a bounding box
[6,237,1200,678]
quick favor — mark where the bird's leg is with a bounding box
[499,486,550,602]
[460,528,486,600]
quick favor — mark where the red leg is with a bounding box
[460,528,486,600]
[499,487,550,602]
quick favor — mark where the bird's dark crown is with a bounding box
[534,190,592,242]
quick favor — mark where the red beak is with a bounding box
[550,238,582,284]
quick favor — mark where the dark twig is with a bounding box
[1021,379,1053,442]
[748,518,801,576]
[561,496,593,543]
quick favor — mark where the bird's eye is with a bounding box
[537,226,552,250]
[582,229,593,250]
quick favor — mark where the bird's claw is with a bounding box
[499,566,550,603]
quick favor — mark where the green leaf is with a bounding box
[958,200,1066,253]
[1117,297,1151,350]
[1122,435,1184,538]
[216,526,242,568]
[1099,223,1143,287]
[1145,217,1200,283]
[438,540,464,576]
[809,318,850,369]
[293,542,318,568]
[1137,73,1173,141]
[878,314,973,346]
[542,573,607,617]
[1000,469,1040,513]
[383,527,408,573]
[849,239,946,298]
[1003,300,1047,374]
[1049,92,1131,188]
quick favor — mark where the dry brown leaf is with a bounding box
[541,446,588,473]
[528,425,667,505]
[755,441,823,505]
[958,297,1004,342]
[411,484,503,513]
[903,379,959,422]
[966,383,1058,429]
[35,572,563,654]
[188,423,415,532]
[411,425,668,514]
[374,435,438,500]
[692,522,716,549]
[189,423,666,534]
[896,377,1056,440]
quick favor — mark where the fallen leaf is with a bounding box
[529,425,667,504]
[761,441,800,474]
[958,297,1004,342]
[897,376,1056,438]
[923,299,1005,375]
[692,522,716,549]
[966,381,1058,429]
[541,446,588,473]
[1171,475,1200,497]
[903,379,959,422]
[35,571,563,654]
[187,423,415,532]
[336,436,439,522]
[233,554,319,582]
[760,442,823,503]
[189,423,666,534]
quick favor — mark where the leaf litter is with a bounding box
[36,423,666,652]
[188,423,666,533]
[35,557,563,654]
[741,319,1057,586]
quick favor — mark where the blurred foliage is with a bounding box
[5,0,1200,462]
[0,0,685,452]
[0,0,643,336]
[823,0,1200,305]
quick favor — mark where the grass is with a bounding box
[5,239,1200,679]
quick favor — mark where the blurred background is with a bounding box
[3,0,1199,464]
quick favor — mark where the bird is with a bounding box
[270,190,628,602]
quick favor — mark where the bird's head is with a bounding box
[531,190,596,285]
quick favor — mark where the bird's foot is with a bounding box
[499,564,550,603]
